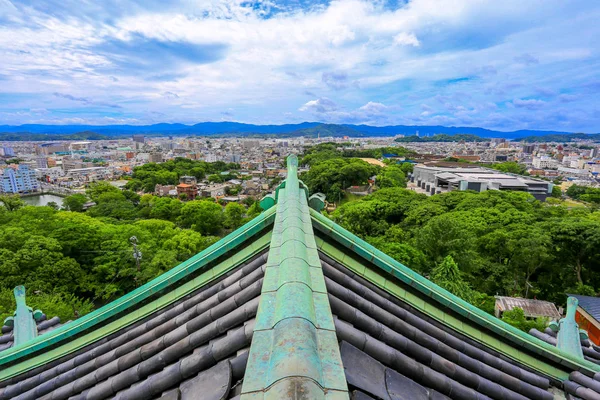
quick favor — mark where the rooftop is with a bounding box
[0,155,597,400]
[495,296,562,320]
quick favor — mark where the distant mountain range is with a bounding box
[0,121,597,141]
[395,134,491,143]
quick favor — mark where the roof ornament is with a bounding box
[3,286,43,347]
[550,296,584,360]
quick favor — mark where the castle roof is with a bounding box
[0,155,599,400]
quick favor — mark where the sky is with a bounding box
[0,0,599,132]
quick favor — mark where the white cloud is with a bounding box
[358,101,388,114]
[393,32,420,47]
[299,98,338,113]
[0,0,597,130]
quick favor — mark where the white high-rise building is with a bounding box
[0,165,39,193]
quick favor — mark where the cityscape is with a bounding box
[2,132,600,204]
[1,0,600,399]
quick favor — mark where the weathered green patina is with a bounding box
[241,155,348,399]
[4,286,39,347]
[310,209,600,380]
[556,297,584,360]
[0,206,276,368]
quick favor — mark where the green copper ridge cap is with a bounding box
[557,297,584,360]
[310,209,600,378]
[241,155,348,399]
[0,206,276,367]
[8,286,38,347]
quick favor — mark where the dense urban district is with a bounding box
[2,134,600,333]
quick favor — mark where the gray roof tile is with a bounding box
[0,252,267,400]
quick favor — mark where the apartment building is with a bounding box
[0,165,39,194]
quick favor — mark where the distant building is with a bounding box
[558,166,589,178]
[522,144,536,154]
[62,159,84,171]
[179,176,197,185]
[36,157,48,169]
[36,143,66,155]
[452,154,481,162]
[494,296,561,320]
[36,167,63,183]
[176,183,198,200]
[0,165,39,193]
[201,184,229,198]
[570,294,600,346]
[133,135,145,144]
[228,154,241,163]
[1,146,15,157]
[532,156,558,170]
[155,184,176,197]
[412,164,553,200]
[70,142,91,151]
[149,153,163,163]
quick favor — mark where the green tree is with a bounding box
[86,181,122,202]
[247,202,262,219]
[224,202,246,230]
[148,197,183,221]
[489,162,528,175]
[430,255,474,302]
[566,185,588,199]
[0,194,25,212]
[208,174,225,183]
[377,165,406,188]
[547,219,600,286]
[367,237,427,273]
[178,200,224,235]
[400,162,414,174]
[551,186,562,198]
[301,158,379,201]
[416,213,480,274]
[63,194,88,212]
[501,307,547,332]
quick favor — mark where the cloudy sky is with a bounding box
[0,0,598,131]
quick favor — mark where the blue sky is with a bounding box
[0,0,598,132]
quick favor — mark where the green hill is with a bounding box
[286,123,364,138]
[0,131,109,141]
[395,134,489,142]
[515,133,600,142]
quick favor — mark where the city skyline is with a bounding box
[0,0,599,132]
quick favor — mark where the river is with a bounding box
[22,194,65,208]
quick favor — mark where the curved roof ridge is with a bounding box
[0,204,276,368]
[241,155,348,399]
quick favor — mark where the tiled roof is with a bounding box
[531,328,600,398]
[0,316,64,352]
[323,253,554,400]
[495,296,562,320]
[1,155,599,400]
[0,252,267,400]
[570,294,600,322]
